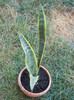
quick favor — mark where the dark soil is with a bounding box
[21,67,49,93]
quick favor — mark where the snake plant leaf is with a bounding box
[38,4,46,67]
[18,33,39,76]
[30,74,39,91]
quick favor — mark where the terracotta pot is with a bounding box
[18,66,51,97]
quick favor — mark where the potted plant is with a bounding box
[18,4,51,97]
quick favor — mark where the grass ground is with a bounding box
[0,0,74,100]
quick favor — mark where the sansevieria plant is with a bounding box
[18,4,46,91]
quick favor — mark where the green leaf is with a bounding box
[30,74,39,91]
[18,33,39,76]
[38,4,46,67]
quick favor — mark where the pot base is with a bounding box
[18,66,51,97]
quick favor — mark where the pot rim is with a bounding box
[18,65,51,97]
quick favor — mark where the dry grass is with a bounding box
[49,8,74,42]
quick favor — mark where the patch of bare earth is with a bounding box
[50,8,74,42]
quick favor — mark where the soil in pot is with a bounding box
[21,67,49,93]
